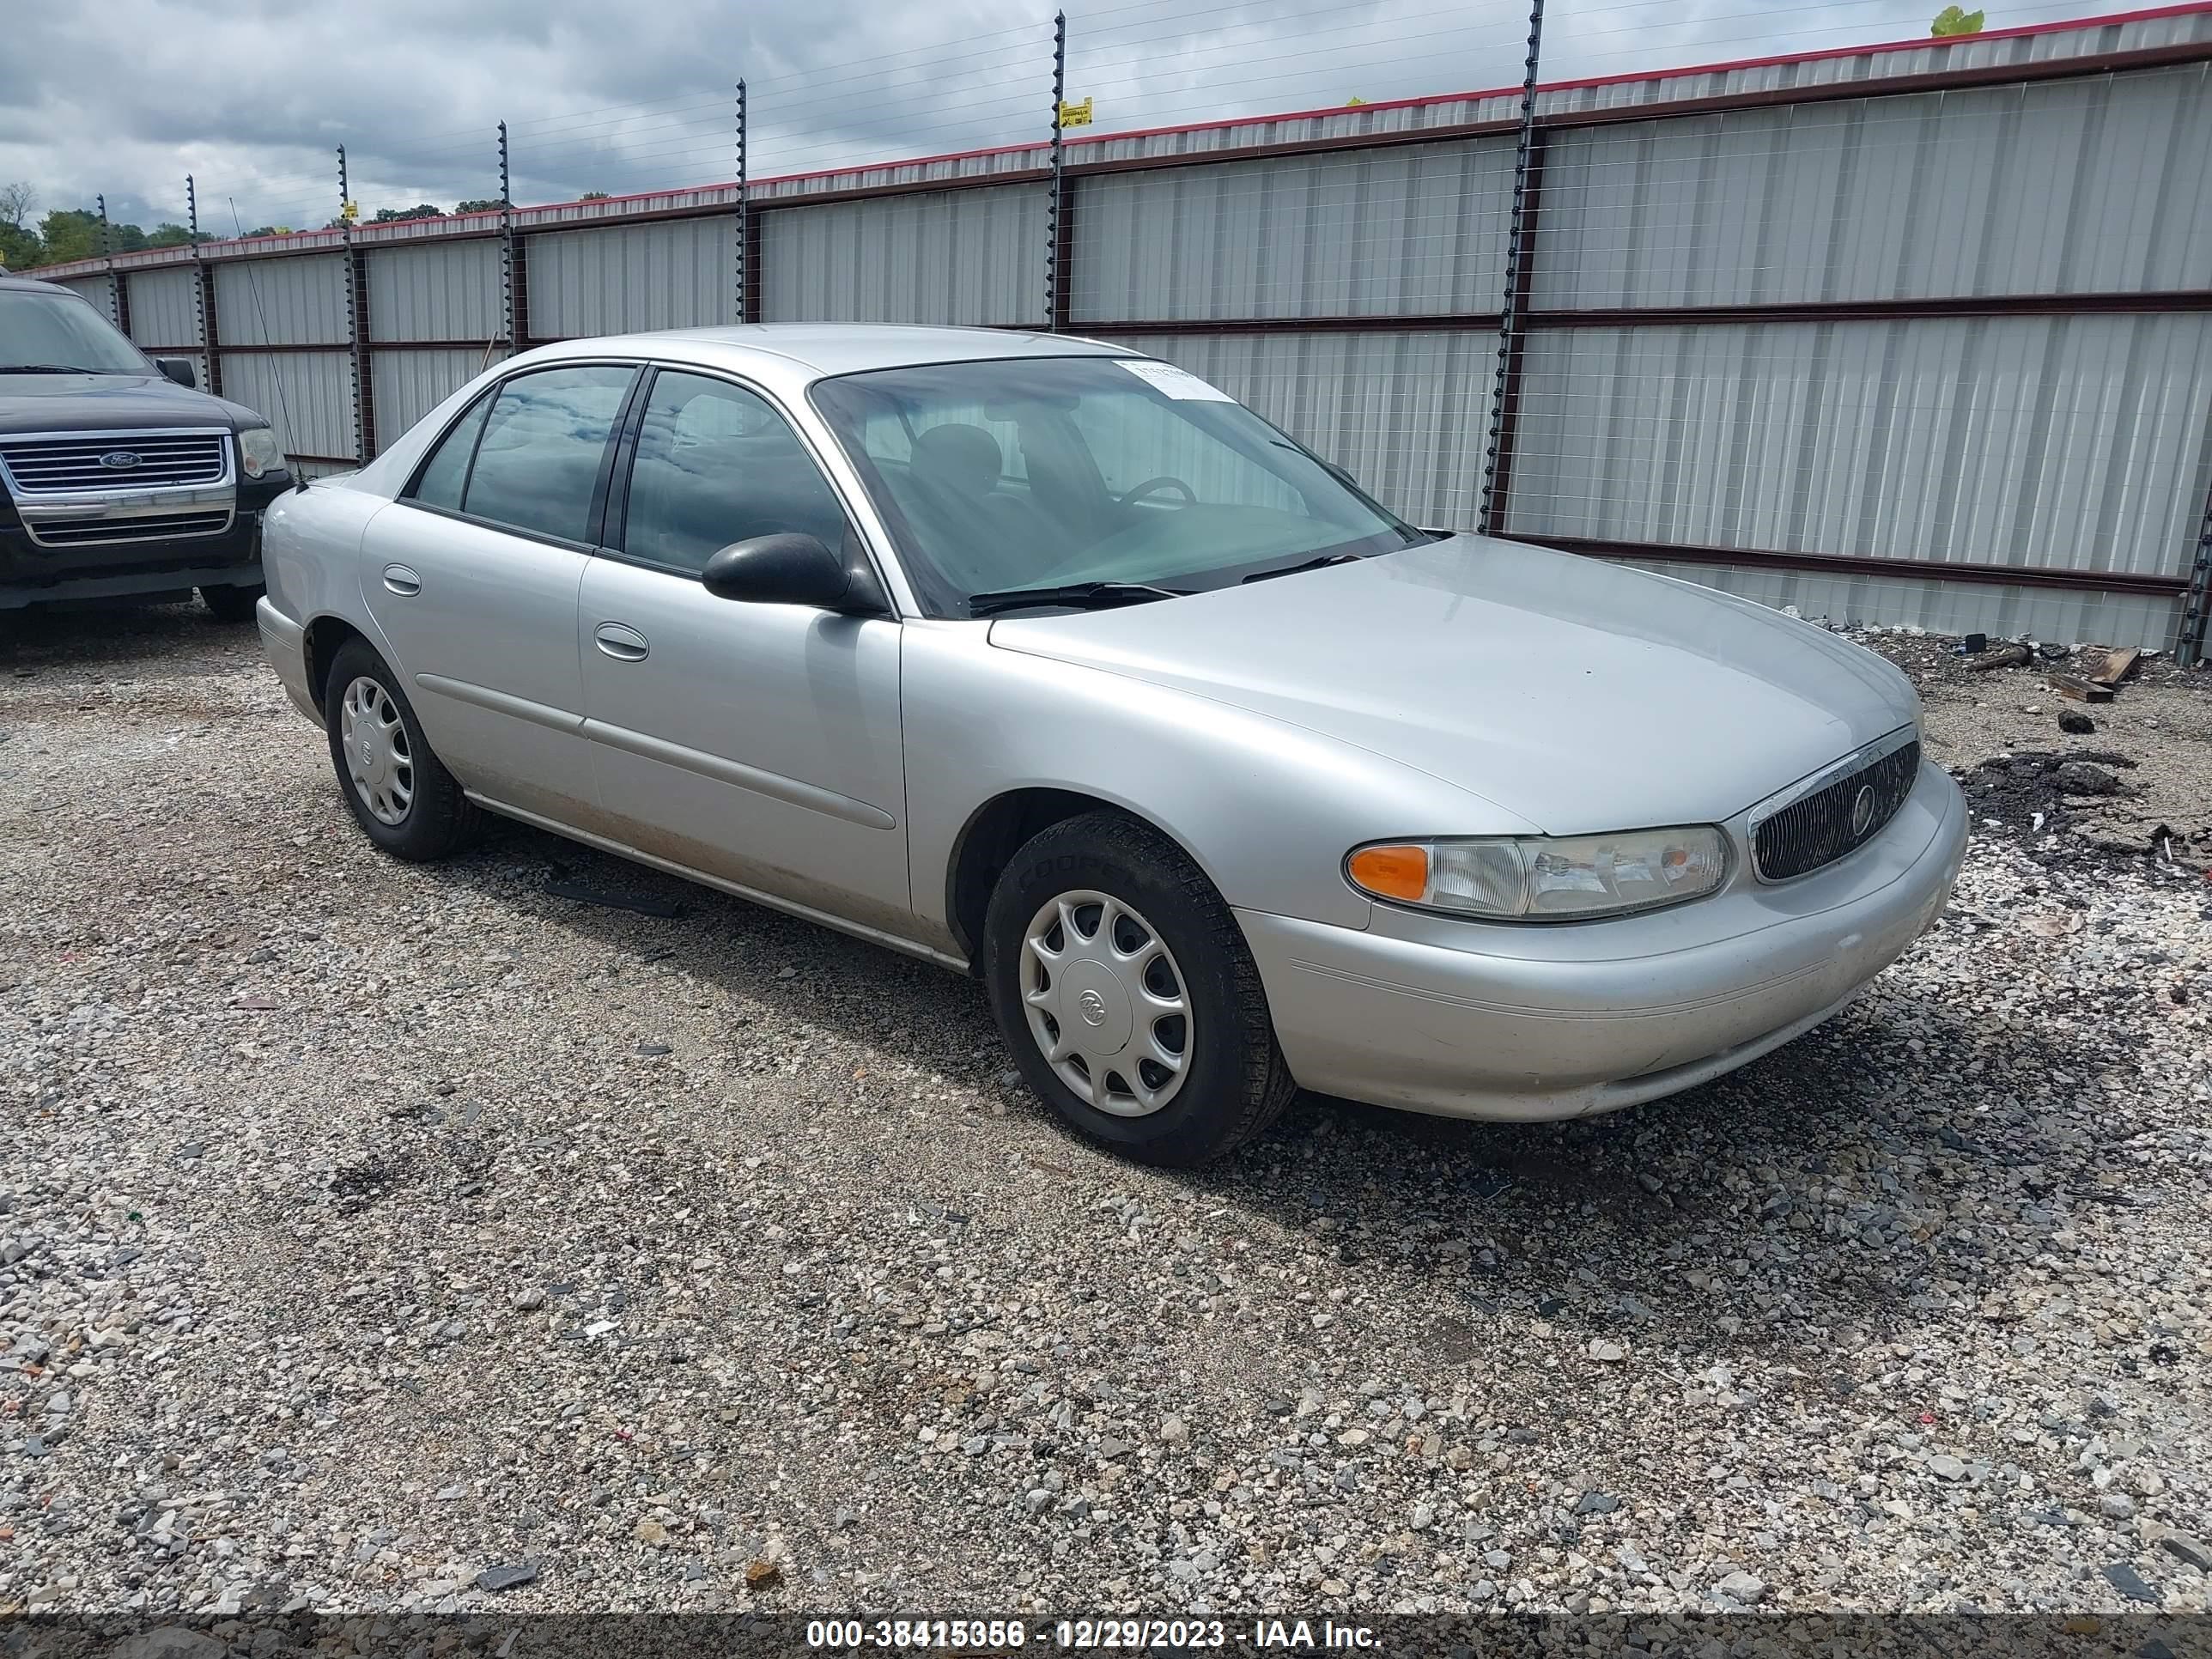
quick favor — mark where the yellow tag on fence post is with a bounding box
[1059,97,1093,128]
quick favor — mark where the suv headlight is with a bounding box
[237,426,284,479]
[1346,827,1729,921]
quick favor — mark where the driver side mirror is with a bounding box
[156,358,197,389]
[701,532,883,614]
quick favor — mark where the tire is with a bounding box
[321,638,480,861]
[199,582,264,623]
[983,811,1296,1167]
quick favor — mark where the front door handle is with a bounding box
[594,621,650,662]
[382,564,422,596]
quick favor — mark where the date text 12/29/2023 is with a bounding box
[805,1620,1379,1650]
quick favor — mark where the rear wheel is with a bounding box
[321,638,479,860]
[199,582,263,623]
[984,811,1296,1167]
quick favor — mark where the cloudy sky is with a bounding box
[3,0,2086,237]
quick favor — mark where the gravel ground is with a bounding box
[3,603,2209,1620]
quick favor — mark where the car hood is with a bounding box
[987,536,1917,836]
[0,371,263,434]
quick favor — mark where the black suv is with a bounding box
[2,272,292,621]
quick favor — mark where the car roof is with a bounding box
[523,322,1136,380]
[1,274,77,295]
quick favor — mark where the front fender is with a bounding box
[901,621,1542,939]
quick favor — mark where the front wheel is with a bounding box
[321,638,480,860]
[199,581,264,623]
[983,811,1296,1167]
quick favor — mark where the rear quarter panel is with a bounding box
[259,482,399,694]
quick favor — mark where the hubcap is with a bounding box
[1020,890,1191,1118]
[339,675,414,827]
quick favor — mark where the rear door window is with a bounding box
[407,393,492,512]
[455,365,638,544]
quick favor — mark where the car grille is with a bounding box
[27,511,234,548]
[0,431,230,493]
[1753,738,1921,881]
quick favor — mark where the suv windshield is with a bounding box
[810,355,1424,617]
[0,287,155,375]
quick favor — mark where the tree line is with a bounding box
[320,192,608,231]
[0,185,204,270]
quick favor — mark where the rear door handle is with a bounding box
[382,564,422,597]
[594,621,650,662]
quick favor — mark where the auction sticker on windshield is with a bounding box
[1116,359,1236,400]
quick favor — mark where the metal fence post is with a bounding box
[339,146,373,461]
[499,122,520,353]
[1046,11,1067,332]
[1480,0,1546,537]
[95,194,122,331]
[734,80,749,325]
[2181,473,2212,667]
[185,175,205,385]
[187,176,222,396]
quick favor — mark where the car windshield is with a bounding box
[810,355,1425,617]
[0,287,154,375]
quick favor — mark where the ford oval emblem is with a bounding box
[99,450,143,470]
[1849,782,1877,837]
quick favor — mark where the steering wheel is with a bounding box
[1117,476,1197,510]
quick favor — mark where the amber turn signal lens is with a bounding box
[1347,843,1429,902]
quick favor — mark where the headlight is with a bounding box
[237,427,284,479]
[1346,827,1729,921]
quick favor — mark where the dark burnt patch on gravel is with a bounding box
[1854,629,2212,874]
[1959,750,2140,843]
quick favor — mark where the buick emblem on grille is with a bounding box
[99,451,143,470]
[1849,782,1877,837]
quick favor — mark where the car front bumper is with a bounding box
[1237,759,1969,1121]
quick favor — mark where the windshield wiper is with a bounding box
[0,364,103,374]
[968,580,1188,618]
[1240,551,1364,583]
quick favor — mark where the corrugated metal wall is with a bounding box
[211,255,349,346]
[371,349,489,442]
[123,266,203,349]
[1104,329,1496,528]
[1630,556,2184,665]
[1074,143,1516,322]
[1534,64,2212,308]
[367,240,501,343]
[1501,313,2212,580]
[762,186,1048,326]
[529,219,734,338]
[219,352,355,460]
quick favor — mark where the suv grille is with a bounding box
[27,511,234,548]
[0,431,230,493]
[1753,738,1920,881]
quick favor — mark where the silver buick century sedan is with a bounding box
[257,325,1967,1166]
